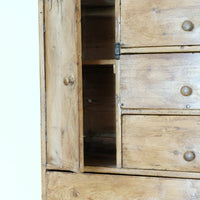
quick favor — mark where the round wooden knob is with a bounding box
[64,76,74,86]
[184,151,195,162]
[180,86,192,96]
[182,20,194,31]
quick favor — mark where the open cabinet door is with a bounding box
[45,0,83,172]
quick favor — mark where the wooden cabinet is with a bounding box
[39,0,200,199]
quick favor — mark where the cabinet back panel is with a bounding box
[82,8,115,60]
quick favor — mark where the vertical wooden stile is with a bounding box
[115,0,122,168]
[45,0,83,172]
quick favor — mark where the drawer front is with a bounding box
[120,54,200,109]
[121,0,200,47]
[47,172,200,200]
[122,115,200,172]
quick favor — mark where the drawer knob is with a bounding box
[182,20,194,31]
[180,86,192,96]
[184,151,195,162]
[64,76,74,86]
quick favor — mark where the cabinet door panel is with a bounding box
[45,0,83,171]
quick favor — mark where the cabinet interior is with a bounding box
[81,0,116,167]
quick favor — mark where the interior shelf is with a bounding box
[83,59,116,65]
[82,0,115,7]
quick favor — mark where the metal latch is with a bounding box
[115,43,120,60]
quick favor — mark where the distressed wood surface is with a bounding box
[121,109,200,115]
[123,115,200,172]
[121,0,200,47]
[115,60,122,168]
[84,166,200,179]
[45,0,83,172]
[120,53,200,109]
[121,46,200,54]
[39,0,47,199]
[47,172,200,200]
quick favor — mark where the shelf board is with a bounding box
[83,59,116,65]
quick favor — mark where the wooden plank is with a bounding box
[84,166,200,179]
[122,109,200,115]
[121,46,200,54]
[83,59,116,65]
[82,10,115,60]
[47,172,200,200]
[77,0,84,173]
[115,60,122,168]
[115,0,121,43]
[122,115,200,172]
[82,0,114,7]
[38,0,46,199]
[120,54,200,109]
[46,164,200,179]
[121,0,200,47]
[45,0,83,172]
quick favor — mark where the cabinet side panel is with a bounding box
[45,0,82,172]
[39,0,47,199]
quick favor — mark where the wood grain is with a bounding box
[123,115,200,172]
[82,8,115,60]
[39,0,46,199]
[45,0,83,172]
[121,109,200,115]
[121,46,200,54]
[121,0,200,47]
[84,166,200,179]
[47,172,200,200]
[120,54,200,109]
[115,60,122,168]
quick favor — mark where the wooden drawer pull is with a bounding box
[64,76,75,86]
[184,151,195,162]
[180,86,192,96]
[182,20,194,31]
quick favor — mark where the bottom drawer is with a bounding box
[47,172,200,199]
[122,115,200,172]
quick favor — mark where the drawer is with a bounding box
[122,115,200,172]
[120,53,200,109]
[47,171,200,200]
[121,0,200,47]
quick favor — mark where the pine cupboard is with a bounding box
[39,0,200,199]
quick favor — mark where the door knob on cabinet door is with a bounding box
[64,75,75,86]
[182,20,194,31]
[180,86,192,96]
[183,151,195,162]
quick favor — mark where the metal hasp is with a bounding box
[115,43,120,60]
